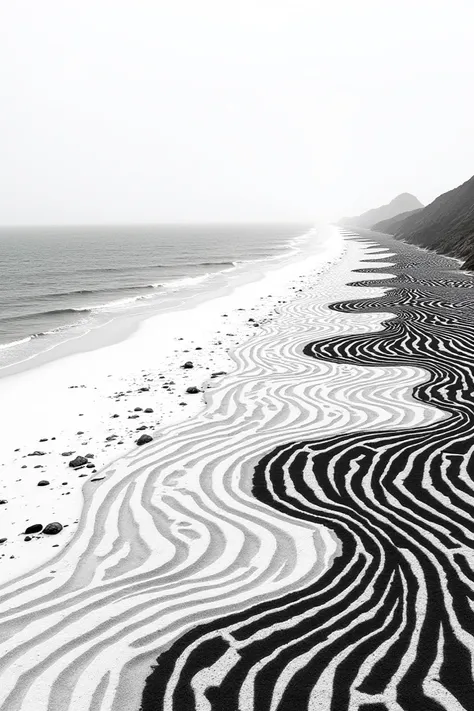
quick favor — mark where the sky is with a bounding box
[1,0,474,225]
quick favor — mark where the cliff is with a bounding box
[373,175,474,270]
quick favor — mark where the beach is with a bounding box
[0,228,457,710]
[0,224,342,581]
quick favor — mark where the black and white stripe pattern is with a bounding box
[0,232,470,710]
[142,235,474,710]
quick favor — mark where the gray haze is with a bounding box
[1,0,474,225]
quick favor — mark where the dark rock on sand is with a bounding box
[24,536,32,542]
[136,425,148,431]
[85,453,94,458]
[0,500,7,505]
[144,407,154,413]
[186,386,201,394]
[37,480,50,486]
[182,361,194,369]
[69,455,89,468]
[138,387,150,392]
[211,371,227,378]
[86,463,95,469]
[24,523,43,534]
[61,451,75,457]
[134,407,143,411]
[136,434,153,446]
[28,451,46,457]
[0,538,7,544]
[43,522,63,535]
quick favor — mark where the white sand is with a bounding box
[0,225,344,582]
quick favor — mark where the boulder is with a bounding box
[0,499,7,505]
[28,451,46,457]
[136,434,153,446]
[24,523,43,535]
[43,522,63,535]
[186,386,201,394]
[69,455,88,468]
[182,361,194,369]
[37,480,50,486]
[144,408,154,413]
[0,538,7,544]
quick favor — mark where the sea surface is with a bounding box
[0,223,314,369]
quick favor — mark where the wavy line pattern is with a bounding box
[141,234,474,710]
[0,233,450,711]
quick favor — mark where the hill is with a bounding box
[372,208,423,234]
[374,175,474,270]
[339,193,423,229]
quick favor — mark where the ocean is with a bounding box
[0,223,314,369]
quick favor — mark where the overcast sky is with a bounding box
[1,0,473,225]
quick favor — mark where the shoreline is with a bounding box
[0,225,343,581]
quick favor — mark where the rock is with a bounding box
[43,522,63,535]
[211,371,227,378]
[86,463,95,469]
[91,477,105,482]
[37,480,50,486]
[24,536,32,542]
[24,523,43,534]
[69,456,88,468]
[111,414,119,418]
[0,538,7,544]
[134,407,143,411]
[136,434,153,446]
[105,435,117,441]
[136,425,148,431]
[39,438,48,442]
[85,453,94,458]
[61,451,75,457]
[182,361,194,369]
[144,407,154,413]
[0,500,7,505]
[128,414,139,419]
[28,451,46,457]
[138,387,150,392]
[186,386,201,394]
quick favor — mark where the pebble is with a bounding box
[43,522,63,535]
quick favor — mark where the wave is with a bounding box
[71,260,237,275]
[0,307,93,324]
[0,272,217,350]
